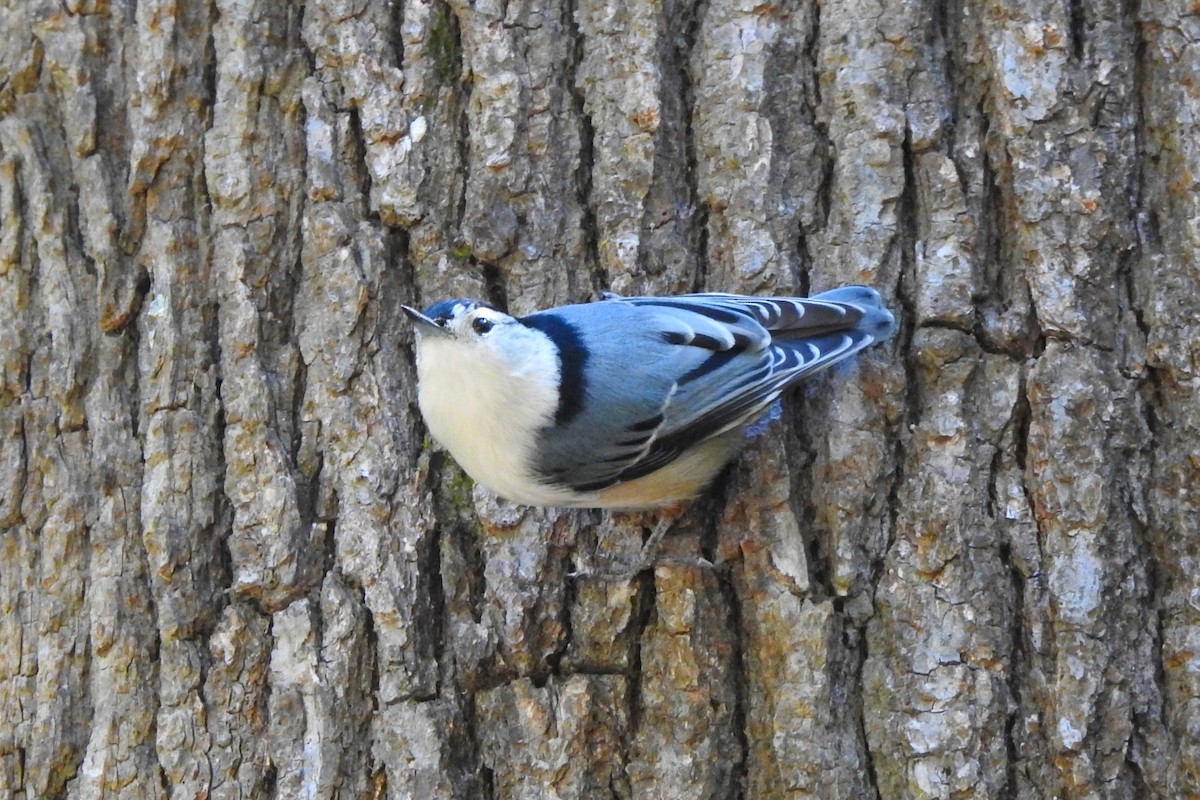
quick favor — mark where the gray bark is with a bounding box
[1,0,1197,798]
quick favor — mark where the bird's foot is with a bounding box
[570,511,712,581]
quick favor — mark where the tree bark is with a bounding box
[1,0,1196,798]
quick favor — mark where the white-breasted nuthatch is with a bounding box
[402,287,896,511]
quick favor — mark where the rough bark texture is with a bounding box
[0,0,1196,798]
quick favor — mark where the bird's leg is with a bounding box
[572,504,689,580]
[619,510,686,578]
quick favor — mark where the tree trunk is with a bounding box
[1,0,1196,798]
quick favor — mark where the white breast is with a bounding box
[415,329,583,506]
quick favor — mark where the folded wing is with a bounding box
[528,288,895,493]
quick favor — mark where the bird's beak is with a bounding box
[401,305,453,338]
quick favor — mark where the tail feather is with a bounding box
[809,285,898,343]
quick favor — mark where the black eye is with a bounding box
[472,317,494,335]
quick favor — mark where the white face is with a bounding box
[414,302,549,379]
[408,299,565,504]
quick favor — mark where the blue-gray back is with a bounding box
[521,289,894,493]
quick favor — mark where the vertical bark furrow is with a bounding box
[1134,0,1200,794]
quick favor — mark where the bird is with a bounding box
[401,286,897,518]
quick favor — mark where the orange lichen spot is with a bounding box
[751,3,787,19]
[40,11,68,32]
[375,129,404,146]
[370,770,387,800]
[629,107,660,132]
[100,301,136,333]
[1165,650,1195,670]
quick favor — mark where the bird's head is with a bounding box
[401,299,554,379]
[401,299,511,339]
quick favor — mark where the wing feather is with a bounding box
[527,289,895,494]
